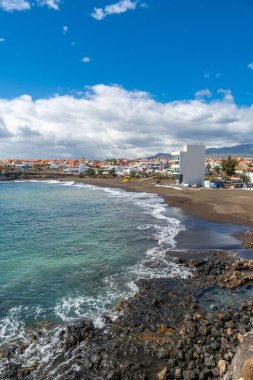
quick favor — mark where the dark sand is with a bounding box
[63,176,253,228]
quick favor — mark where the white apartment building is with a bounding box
[171,144,206,185]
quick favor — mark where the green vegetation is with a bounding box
[221,156,237,178]
[109,168,117,177]
[213,165,221,175]
[206,163,211,175]
[86,168,96,177]
[240,172,251,185]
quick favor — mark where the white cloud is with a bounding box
[195,89,212,99]
[37,0,60,10]
[91,0,137,20]
[0,0,30,12]
[0,84,253,159]
[217,88,234,102]
[0,0,61,11]
[63,25,68,35]
[0,38,5,42]
[204,73,222,79]
[248,63,253,70]
[81,57,91,63]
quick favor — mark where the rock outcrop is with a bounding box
[2,251,253,379]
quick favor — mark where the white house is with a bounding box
[79,164,90,174]
[171,144,205,186]
[100,165,125,176]
[123,166,141,175]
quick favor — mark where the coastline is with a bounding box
[1,178,253,378]
[10,175,253,248]
[56,176,253,228]
[5,173,253,227]
[70,176,252,249]
[3,249,253,379]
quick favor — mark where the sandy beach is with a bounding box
[60,176,253,228]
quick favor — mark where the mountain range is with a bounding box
[206,144,253,157]
[146,153,172,160]
[147,144,253,159]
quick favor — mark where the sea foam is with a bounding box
[50,182,190,324]
[0,180,191,378]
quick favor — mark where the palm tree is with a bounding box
[206,163,212,175]
[213,165,221,176]
[221,156,237,178]
[240,172,250,186]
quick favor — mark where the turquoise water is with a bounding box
[0,180,188,345]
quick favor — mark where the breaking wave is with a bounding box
[0,180,190,374]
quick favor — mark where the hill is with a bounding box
[146,144,253,159]
[146,153,171,160]
[206,144,253,157]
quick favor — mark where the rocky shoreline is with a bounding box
[2,250,253,379]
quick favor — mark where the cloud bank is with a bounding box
[0,84,252,159]
[91,0,137,20]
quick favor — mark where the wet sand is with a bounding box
[62,176,253,227]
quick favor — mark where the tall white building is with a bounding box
[171,144,205,185]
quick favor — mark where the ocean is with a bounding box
[0,180,246,377]
[0,180,191,345]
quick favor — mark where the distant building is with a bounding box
[171,144,205,185]
[99,165,125,176]
[79,164,90,174]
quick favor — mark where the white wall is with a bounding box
[179,144,205,185]
[79,164,89,173]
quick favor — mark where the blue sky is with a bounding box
[0,0,253,158]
